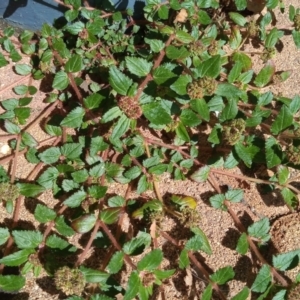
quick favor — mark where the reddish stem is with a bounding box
[99,220,136,269]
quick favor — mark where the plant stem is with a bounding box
[99,220,136,269]
[0,136,61,274]
[10,135,21,184]
[208,173,289,287]
[160,230,227,300]
[0,74,31,94]
[75,219,101,267]
[134,34,174,102]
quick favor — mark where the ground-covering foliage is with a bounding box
[1,0,300,299]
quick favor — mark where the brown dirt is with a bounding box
[0,1,300,299]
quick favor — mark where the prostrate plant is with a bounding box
[0,0,300,299]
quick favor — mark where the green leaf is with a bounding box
[137,174,148,194]
[210,266,235,285]
[15,107,30,124]
[231,287,250,300]
[4,120,20,134]
[66,21,85,35]
[0,249,34,266]
[170,75,191,95]
[15,64,32,75]
[175,30,194,43]
[251,265,271,293]
[88,185,107,199]
[232,52,252,71]
[219,99,238,122]
[202,284,213,300]
[229,12,247,26]
[125,57,153,77]
[292,30,300,48]
[273,250,300,271]
[62,179,79,192]
[234,0,247,10]
[225,189,244,203]
[109,66,133,95]
[72,214,97,233]
[198,55,221,78]
[52,71,69,90]
[238,70,254,84]
[90,137,108,155]
[209,194,226,211]
[179,249,190,269]
[100,208,121,225]
[158,5,169,19]
[190,227,212,254]
[272,290,287,300]
[229,26,242,49]
[254,61,275,87]
[258,91,273,106]
[101,107,122,123]
[137,249,163,271]
[228,62,243,83]
[123,232,151,255]
[277,165,289,185]
[107,196,125,207]
[124,166,142,180]
[265,137,282,168]
[61,143,83,160]
[247,218,270,243]
[270,105,293,135]
[80,266,110,284]
[55,216,75,237]
[143,102,172,125]
[12,230,43,249]
[124,271,140,300]
[198,10,211,25]
[265,28,284,48]
[60,107,85,128]
[0,228,9,246]
[191,166,210,182]
[145,38,165,53]
[84,93,104,110]
[34,204,56,223]
[106,251,124,274]
[152,67,176,85]
[26,148,40,164]
[153,269,175,280]
[190,99,210,121]
[185,234,212,254]
[65,54,82,73]
[21,132,37,147]
[175,122,190,142]
[46,234,70,250]
[281,187,298,209]
[44,124,62,136]
[234,142,259,168]
[289,95,300,114]
[180,109,201,127]
[165,46,189,60]
[0,53,8,67]
[63,189,87,208]
[0,275,25,292]
[37,166,59,189]
[1,98,18,110]
[17,183,45,197]
[38,147,61,164]
[236,232,249,255]
[111,114,130,141]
